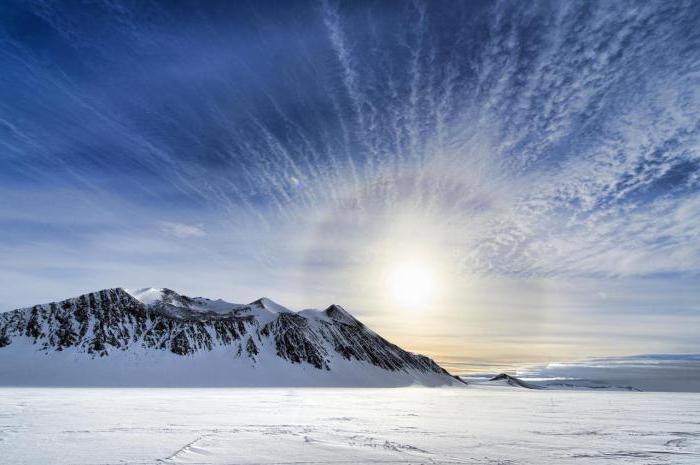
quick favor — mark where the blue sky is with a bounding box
[1,0,699,368]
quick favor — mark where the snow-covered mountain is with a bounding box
[0,288,461,387]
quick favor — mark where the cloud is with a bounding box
[160,222,206,239]
[2,0,697,281]
[0,0,699,363]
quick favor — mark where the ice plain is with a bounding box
[1,387,699,465]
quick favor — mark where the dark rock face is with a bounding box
[0,289,253,357]
[264,313,329,369]
[0,330,10,348]
[245,337,258,357]
[0,288,452,378]
[318,314,446,374]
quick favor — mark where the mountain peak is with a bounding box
[249,297,292,314]
[323,304,360,325]
[126,287,166,305]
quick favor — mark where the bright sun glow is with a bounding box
[388,261,437,308]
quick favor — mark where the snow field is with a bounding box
[1,387,699,464]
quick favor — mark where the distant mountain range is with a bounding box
[462,373,644,391]
[0,287,462,387]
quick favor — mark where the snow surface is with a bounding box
[1,387,698,465]
[127,287,170,306]
[125,287,245,314]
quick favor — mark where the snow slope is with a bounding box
[0,288,460,387]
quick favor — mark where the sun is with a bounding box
[387,260,437,308]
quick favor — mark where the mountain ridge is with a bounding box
[0,287,461,387]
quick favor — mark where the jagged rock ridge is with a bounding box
[0,288,456,386]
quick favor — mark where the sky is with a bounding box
[1,0,699,371]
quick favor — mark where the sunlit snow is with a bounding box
[1,387,698,465]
